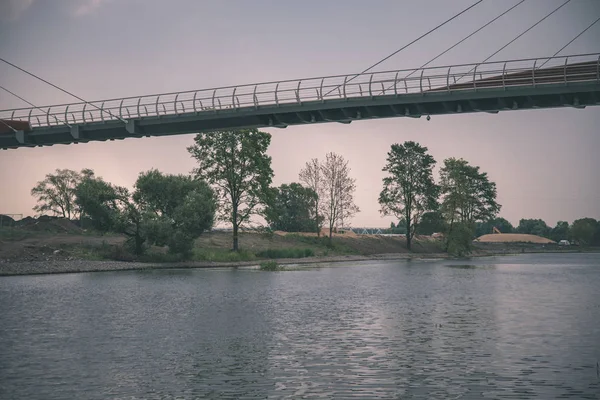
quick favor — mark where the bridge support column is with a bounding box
[70,125,80,140]
[126,120,144,136]
[15,130,26,144]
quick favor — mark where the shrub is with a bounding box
[259,260,282,271]
[255,248,314,259]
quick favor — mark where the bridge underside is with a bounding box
[1,83,599,149]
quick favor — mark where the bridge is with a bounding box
[1,53,599,150]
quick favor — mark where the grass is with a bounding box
[192,248,257,262]
[287,234,358,254]
[259,260,283,271]
[255,248,314,259]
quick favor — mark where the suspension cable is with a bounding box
[538,15,600,68]
[454,0,572,83]
[0,57,126,123]
[323,0,484,97]
[0,85,71,127]
[379,0,527,94]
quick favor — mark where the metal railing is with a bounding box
[1,53,599,129]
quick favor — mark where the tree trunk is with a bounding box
[315,201,320,237]
[232,224,239,252]
[232,204,239,251]
[406,212,412,251]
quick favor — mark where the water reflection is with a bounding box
[0,253,599,399]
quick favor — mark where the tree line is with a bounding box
[27,131,599,257]
[27,129,360,256]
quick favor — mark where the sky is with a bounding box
[0,0,599,228]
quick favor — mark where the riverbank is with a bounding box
[2,248,595,276]
[1,229,594,276]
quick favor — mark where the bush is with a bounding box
[446,222,474,257]
[255,248,314,259]
[259,260,282,271]
[193,248,256,262]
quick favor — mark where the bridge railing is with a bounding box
[1,53,598,129]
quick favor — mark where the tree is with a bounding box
[264,183,318,232]
[446,222,474,257]
[550,221,570,242]
[439,158,500,253]
[570,218,597,245]
[133,170,216,255]
[76,171,216,256]
[417,211,445,235]
[475,217,514,238]
[299,158,324,236]
[187,129,273,251]
[379,142,438,250]
[75,175,147,254]
[31,168,94,219]
[320,152,359,242]
[75,175,123,233]
[516,219,550,238]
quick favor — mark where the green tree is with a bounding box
[439,158,500,253]
[75,176,147,254]
[134,170,216,255]
[475,217,514,237]
[31,168,94,219]
[379,142,438,250]
[516,219,551,238]
[76,171,216,256]
[550,221,570,242]
[187,129,273,251]
[446,222,474,257]
[570,218,597,245]
[265,183,318,232]
[416,211,445,235]
[75,175,122,233]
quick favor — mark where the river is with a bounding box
[1,253,599,399]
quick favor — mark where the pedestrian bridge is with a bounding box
[1,53,599,149]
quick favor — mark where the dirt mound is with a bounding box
[0,215,16,227]
[15,216,83,234]
[475,233,555,244]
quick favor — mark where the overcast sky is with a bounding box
[1,0,599,228]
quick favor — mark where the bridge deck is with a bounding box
[1,53,599,149]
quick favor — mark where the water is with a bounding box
[1,253,599,399]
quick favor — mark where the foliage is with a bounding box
[259,260,282,271]
[416,212,445,235]
[255,248,314,259]
[75,176,123,233]
[135,170,216,255]
[31,168,94,219]
[570,218,598,245]
[379,142,438,250]
[264,183,318,233]
[193,248,256,262]
[75,170,216,256]
[516,219,551,238]
[188,129,273,251]
[439,158,500,226]
[550,221,570,242]
[446,222,475,257]
[475,217,515,237]
[439,158,500,252]
[320,152,360,241]
[299,158,325,236]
